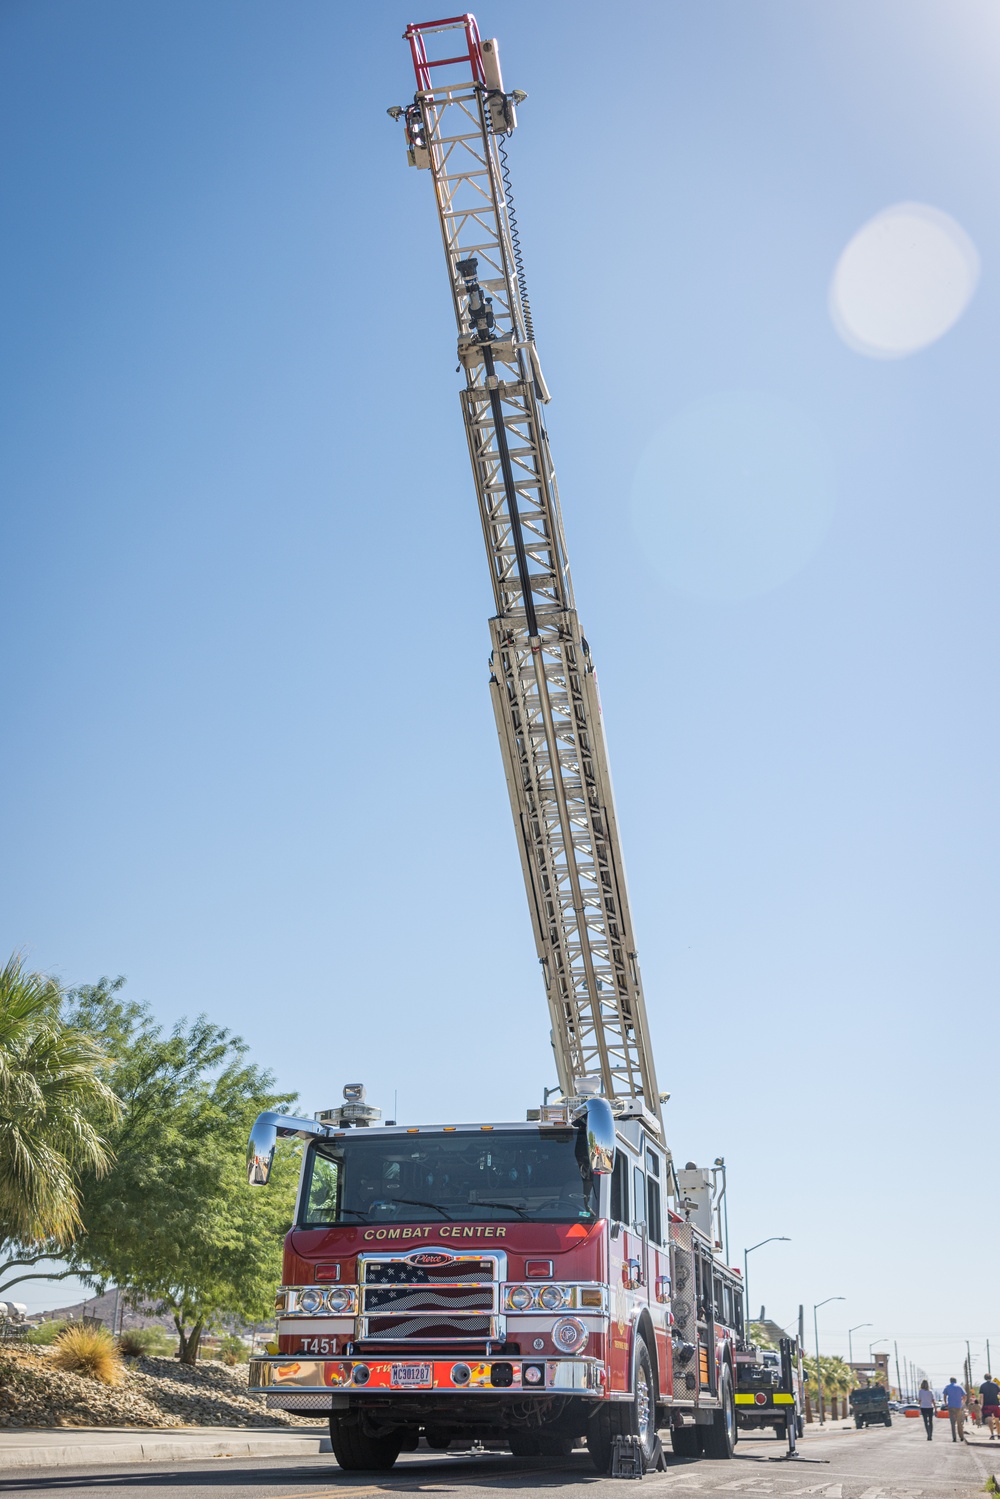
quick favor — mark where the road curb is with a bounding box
[0,1432,333,1471]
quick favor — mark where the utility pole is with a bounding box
[988,1338,992,1376]
[895,1341,902,1402]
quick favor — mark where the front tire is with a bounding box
[701,1364,736,1459]
[329,1416,401,1472]
[588,1334,657,1473]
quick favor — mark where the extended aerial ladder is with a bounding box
[391,16,663,1134]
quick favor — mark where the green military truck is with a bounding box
[850,1385,892,1428]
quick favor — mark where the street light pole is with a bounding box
[814,1296,845,1426]
[743,1237,790,1332]
[848,1322,872,1366]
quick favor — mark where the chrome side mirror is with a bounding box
[584,1096,616,1176]
[247,1113,278,1185]
[246,1110,335,1185]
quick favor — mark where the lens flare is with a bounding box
[830,202,979,359]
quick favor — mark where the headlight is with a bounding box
[298,1288,324,1314]
[538,1285,568,1311]
[507,1285,533,1311]
[327,1288,354,1313]
[552,1317,588,1353]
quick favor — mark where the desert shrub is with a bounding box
[201,1333,249,1366]
[219,1333,249,1365]
[26,1319,69,1346]
[51,1323,124,1384]
[117,1325,177,1359]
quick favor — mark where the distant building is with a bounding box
[849,1351,892,1390]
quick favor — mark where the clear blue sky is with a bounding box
[2,0,997,1386]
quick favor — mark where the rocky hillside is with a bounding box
[0,1347,322,1429]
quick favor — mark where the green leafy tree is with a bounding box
[67,980,298,1364]
[749,1321,777,1349]
[0,954,119,1292]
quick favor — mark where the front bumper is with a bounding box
[249,1354,605,1399]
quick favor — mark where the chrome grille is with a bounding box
[365,1314,495,1340]
[364,1257,494,1284]
[366,1286,494,1312]
[358,1248,504,1346]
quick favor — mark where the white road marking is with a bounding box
[715,1482,777,1491]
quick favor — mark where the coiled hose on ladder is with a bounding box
[498,132,535,345]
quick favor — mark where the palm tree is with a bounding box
[821,1355,855,1420]
[804,1354,853,1421]
[833,1355,856,1419]
[0,955,119,1253]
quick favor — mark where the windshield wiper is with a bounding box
[469,1200,531,1220]
[377,1198,453,1220]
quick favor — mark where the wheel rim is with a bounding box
[637,1361,653,1446]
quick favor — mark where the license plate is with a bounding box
[391,1363,432,1387]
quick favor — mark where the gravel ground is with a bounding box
[0,1348,323,1430]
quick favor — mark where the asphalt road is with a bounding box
[1,1420,994,1499]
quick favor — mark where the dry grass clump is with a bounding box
[51,1324,124,1385]
[117,1326,176,1360]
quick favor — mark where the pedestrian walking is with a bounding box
[970,1394,982,1427]
[979,1375,1000,1440]
[943,1377,966,1442]
[919,1380,935,1440]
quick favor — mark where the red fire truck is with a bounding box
[246,15,749,1473]
[248,1096,745,1471]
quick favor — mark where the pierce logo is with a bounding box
[408,1252,452,1265]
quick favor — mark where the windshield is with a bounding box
[300,1128,597,1228]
